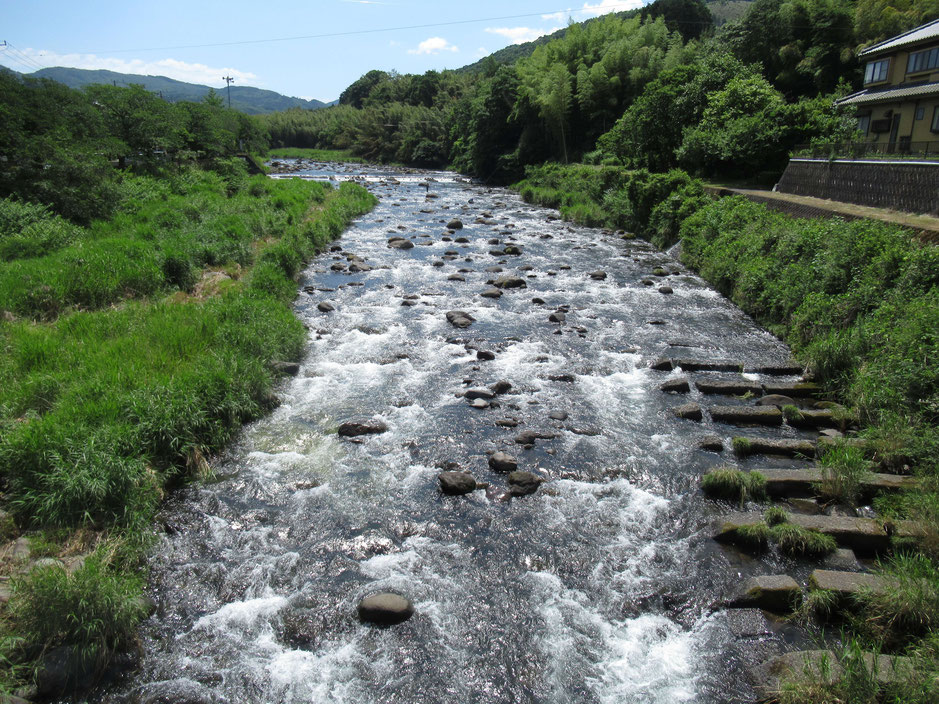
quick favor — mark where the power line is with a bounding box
[1,41,46,72]
[72,4,649,54]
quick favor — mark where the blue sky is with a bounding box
[1,0,648,102]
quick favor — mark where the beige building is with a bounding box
[837,18,939,150]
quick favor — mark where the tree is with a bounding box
[641,0,713,41]
[338,70,390,108]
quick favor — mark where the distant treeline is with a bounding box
[256,0,939,182]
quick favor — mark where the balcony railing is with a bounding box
[793,141,939,161]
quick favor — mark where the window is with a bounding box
[858,114,871,135]
[864,59,890,84]
[916,106,925,120]
[932,106,939,132]
[907,47,939,74]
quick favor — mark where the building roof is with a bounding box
[860,18,939,58]
[836,81,939,106]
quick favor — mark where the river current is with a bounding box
[97,162,818,704]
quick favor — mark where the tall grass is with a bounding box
[0,161,375,690]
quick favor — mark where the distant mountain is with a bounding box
[25,67,327,115]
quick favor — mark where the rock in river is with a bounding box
[387,237,414,250]
[493,276,527,289]
[489,452,518,472]
[508,471,543,497]
[439,471,477,496]
[358,593,414,626]
[338,419,388,437]
[447,219,464,230]
[446,311,476,328]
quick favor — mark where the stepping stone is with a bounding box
[673,403,703,422]
[759,469,917,499]
[809,569,890,600]
[745,364,804,376]
[695,380,762,396]
[651,359,743,372]
[660,378,691,394]
[756,394,796,407]
[762,381,822,398]
[785,408,845,429]
[732,437,816,459]
[710,406,783,426]
[713,512,924,555]
[761,650,912,695]
[726,575,803,613]
[697,435,724,452]
[464,388,496,400]
[481,288,503,299]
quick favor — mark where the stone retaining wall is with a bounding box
[776,159,939,216]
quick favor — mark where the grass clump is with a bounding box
[764,506,789,526]
[817,443,874,506]
[701,467,766,505]
[6,550,148,669]
[770,523,837,558]
[731,436,752,456]
[855,554,939,646]
[736,522,771,551]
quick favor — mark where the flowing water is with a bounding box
[98,163,820,704]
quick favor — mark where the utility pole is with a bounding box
[222,75,234,108]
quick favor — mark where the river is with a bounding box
[97,162,818,704]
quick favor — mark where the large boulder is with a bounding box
[446,219,464,230]
[438,471,477,496]
[358,593,414,626]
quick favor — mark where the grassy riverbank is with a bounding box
[0,163,375,694]
[516,163,939,701]
[268,147,365,163]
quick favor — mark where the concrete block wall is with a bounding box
[777,159,939,216]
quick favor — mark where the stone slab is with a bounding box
[710,406,783,426]
[733,438,816,459]
[695,380,763,395]
[759,468,917,498]
[727,575,803,613]
[763,650,913,691]
[762,382,822,398]
[809,569,890,598]
[713,512,923,555]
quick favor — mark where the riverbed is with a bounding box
[97,162,819,704]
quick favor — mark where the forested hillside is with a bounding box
[258,0,939,183]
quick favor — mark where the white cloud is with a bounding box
[579,0,645,17]
[16,48,258,87]
[408,37,459,55]
[485,26,562,45]
[542,11,570,22]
